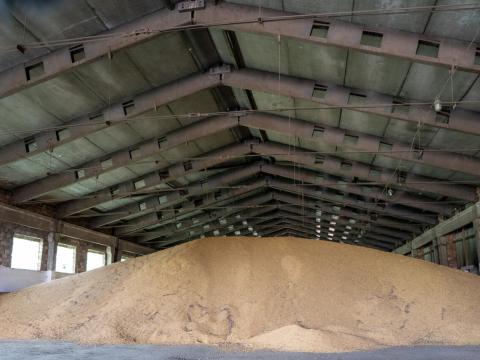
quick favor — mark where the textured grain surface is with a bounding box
[0,236,479,353]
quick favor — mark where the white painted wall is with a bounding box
[0,266,72,292]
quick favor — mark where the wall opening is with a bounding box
[86,249,106,271]
[55,243,76,274]
[11,235,42,271]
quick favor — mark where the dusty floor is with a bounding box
[1,341,480,359]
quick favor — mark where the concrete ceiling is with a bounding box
[0,0,478,251]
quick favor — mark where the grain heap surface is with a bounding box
[1,236,479,353]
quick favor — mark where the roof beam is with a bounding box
[261,163,449,215]
[12,111,237,203]
[92,159,263,228]
[100,160,429,236]
[268,177,435,224]
[4,63,480,179]
[89,156,441,230]
[271,206,408,242]
[137,191,409,244]
[199,2,480,74]
[15,104,476,205]
[0,8,191,98]
[238,112,480,178]
[0,72,219,171]
[152,203,401,246]
[272,191,421,233]
[114,176,271,236]
[2,2,477,100]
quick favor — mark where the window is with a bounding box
[134,179,146,190]
[56,128,70,141]
[122,100,135,116]
[120,255,130,262]
[416,40,439,58]
[361,31,383,48]
[312,84,328,99]
[69,44,85,63]
[310,20,329,38]
[86,250,106,271]
[11,235,42,271]
[55,243,76,273]
[25,62,44,81]
[24,137,37,153]
[312,125,325,137]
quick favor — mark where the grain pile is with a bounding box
[0,236,480,353]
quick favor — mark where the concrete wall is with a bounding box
[0,221,111,274]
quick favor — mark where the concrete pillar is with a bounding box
[474,218,480,268]
[0,223,14,267]
[75,242,88,273]
[46,232,59,272]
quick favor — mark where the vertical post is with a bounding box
[438,236,448,266]
[445,233,458,269]
[474,217,480,269]
[0,223,14,267]
[46,231,58,279]
[112,238,121,263]
[75,242,88,273]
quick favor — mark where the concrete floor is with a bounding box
[1,341,480,359]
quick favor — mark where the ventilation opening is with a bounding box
[361,31,383,48]
[139,202,147,211]
[129,148,141,159]
[475,48,480,65]
[183,161,193,171]
[75,169,86,179]
[413,147,424,160]
[158,195,168,204]
[122,100,135,116]
[134,179,146,190]
[435,107,451,124]
[158,136,167,148]
[69,44,85,63]
[379,141,393,152]
[312,84,328,99]
[24,137,37,153]
[348,92,367,105]
[56,128,70,141]
[343,133,359,146]
[310,20,330,38]
[315,154,325,164]
[312,125,325,137]
[110,186,120,196]
[158,170,169,179]
[397,171,407,183]
[392,98,409,115]
[194,198,204,207]
[25,62,44,81]
[416,40,439,58]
